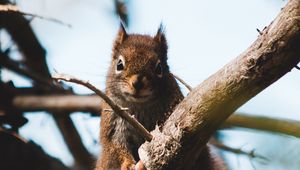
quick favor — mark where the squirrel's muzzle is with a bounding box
[125,74,152,102]
[131,75,144,91]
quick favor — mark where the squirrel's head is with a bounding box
[107,23,170,103]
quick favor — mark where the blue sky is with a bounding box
[4,0,300,169]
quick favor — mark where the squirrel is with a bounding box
[95,24,226,170]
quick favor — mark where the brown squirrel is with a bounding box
[95,24,225,170]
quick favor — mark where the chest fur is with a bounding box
[109,101,171,160]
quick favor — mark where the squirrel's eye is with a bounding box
[155,60,163,78]
[116,55,125,74]
[117,60,124,70]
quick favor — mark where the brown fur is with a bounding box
[95,24,225,170]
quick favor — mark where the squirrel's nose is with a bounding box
[132,78,144,91]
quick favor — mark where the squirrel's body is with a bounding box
[95,25,225,170]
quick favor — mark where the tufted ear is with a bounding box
[154,23,168,59]
[114,22,128,48]
[154,23,167,45]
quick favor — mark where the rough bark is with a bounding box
[138,0,300,169]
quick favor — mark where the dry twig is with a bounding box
[210,139,267,161]
[172,73,193,91]
[0,4,71,28]
[52,73,153,141]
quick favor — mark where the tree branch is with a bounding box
[209,138,267,160]
[171,73,193,91]
[12,95,102,113]
[0,2,92,167]
[224,113,300,138]
[0,0,50,80]
[138,0,300,169]
[11,94,300,138]
[53,114,95,168]
[0,53,63,90]
[0,4,71,27]
[52,73,153,142]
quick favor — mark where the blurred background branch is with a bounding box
[9,93,300,139]
[114,0,129,26]
[0,0,94,169]
[223,113,300,138]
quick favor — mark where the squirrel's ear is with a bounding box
[154,23,168,59]
[154,23,167,45]
[114,22,128,47]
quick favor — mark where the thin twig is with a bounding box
[256,28,263,35]
[171,73,193,91]
[210,139,268,161]
[52,73,153,141]
[0,4,71,28]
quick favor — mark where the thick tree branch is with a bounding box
[53,73,153,141]
[138,0,300,169]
